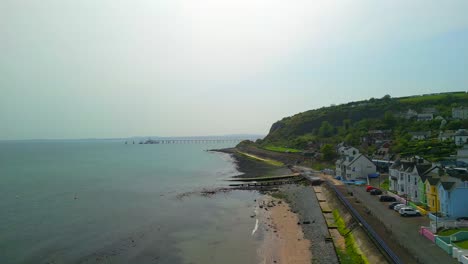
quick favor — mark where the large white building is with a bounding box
[335,150,376,180]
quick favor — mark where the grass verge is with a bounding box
[380,179,389,191]
[262,145,302,153]
[236,151,284,166]
[332,209,369,264]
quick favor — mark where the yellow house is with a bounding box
[425,177,440,212]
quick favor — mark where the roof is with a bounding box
[455,130,468,136]
[416,164,432,182]
[426,177,440,185]
[348,154,374,167]
[390,159,401,170]
[409,131,431,136]
[440,181,456,190]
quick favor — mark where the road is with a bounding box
[295,166,457,264]
[346,184,457,264]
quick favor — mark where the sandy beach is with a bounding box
[255,196,312,264]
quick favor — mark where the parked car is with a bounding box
[389,202,403,209]
[370,189,382,195]
[393,204,407,212]
[379,195,397,202]
[399,207,421,216]
[366,185,377,192]
[457,216,468,221]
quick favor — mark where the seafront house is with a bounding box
[389,160,401,192]
[436,168,468,218]
[335,147,376,180]
[388,156,431,204]
[423,166,445,213]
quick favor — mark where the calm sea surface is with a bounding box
[0,141,260,264]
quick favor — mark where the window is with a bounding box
[414,178,417,185]
[415,191,418,198]
[408,176,410,182]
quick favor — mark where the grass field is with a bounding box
[437,228,468,236]
[262,145,302,153]
[454,240,468,249]
[398,92,468,103]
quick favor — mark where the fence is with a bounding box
[452,247,468,261]
[461,254,468,264]
[452,231,468,242]
[435,236,453,254]
[419,226,436,242]
[327,182,403,264]
[430,220,468,232]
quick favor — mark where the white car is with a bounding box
[399,207,421,216]
[393,204,406,212]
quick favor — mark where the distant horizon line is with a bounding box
[0,134,266,142]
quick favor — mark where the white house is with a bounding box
[336,153,376,180]
[454,129,468,146]
[452,107,468,120]
[438,130,456,142]
[337,146,359,156]
[388,156,431,203]
[409,131,431,140]
[417,113,433,121]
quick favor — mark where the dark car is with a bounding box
[370,189,382,195]
[388,202,402,209]
[379,195,397,202]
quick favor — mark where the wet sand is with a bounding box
[255,196,312,264]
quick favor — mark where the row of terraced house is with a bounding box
[389,157,468,219]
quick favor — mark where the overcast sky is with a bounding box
[1,1,468,140]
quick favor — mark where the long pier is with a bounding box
[137,138,255,144]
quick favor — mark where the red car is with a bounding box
[366,185,377,192]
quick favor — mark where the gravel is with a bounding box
[281,184,339,264]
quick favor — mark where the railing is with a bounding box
[452,231,468,242]
[452,247,468,261]
[460,254,468,264]
[435,236,453,254]
[430,219,468,232]
[419,226,436,242]
[327,181,403,264]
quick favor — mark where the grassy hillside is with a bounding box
[258,92,468,160]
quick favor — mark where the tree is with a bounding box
[383,111,396,127]
[321,144,336,161]
[319,121,334,137]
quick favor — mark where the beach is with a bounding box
[255,196,312,264]
[219,147,339,264]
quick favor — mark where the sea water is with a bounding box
[0,140,260,264]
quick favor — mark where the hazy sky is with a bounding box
[1,1,468,140]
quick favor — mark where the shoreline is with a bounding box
[213,147,318,263]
